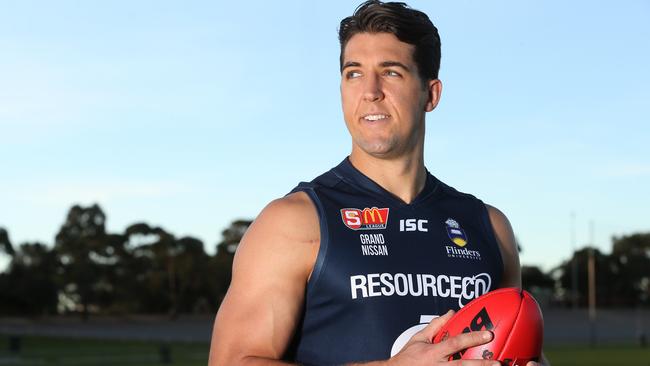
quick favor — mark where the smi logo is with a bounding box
[341,207,389,230]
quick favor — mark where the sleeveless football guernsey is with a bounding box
[285,158,503,365]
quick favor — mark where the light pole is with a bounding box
[571,212,578,309]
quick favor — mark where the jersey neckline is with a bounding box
[332,157,441,208]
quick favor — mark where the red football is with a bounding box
[432,287,543,366]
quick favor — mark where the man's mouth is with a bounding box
[363,114,390,121]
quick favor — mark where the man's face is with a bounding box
[341,32,441,159]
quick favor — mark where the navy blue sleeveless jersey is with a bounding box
[284,158,503,365]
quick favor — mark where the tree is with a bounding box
[173,236,211,314]
[123,222,176,314]
[552,234,650,307]
[210,219,252,305]
[54,204,108,320]
[522,265,554,291]
[90,232,131,313]
[554,247,620,307]
[0,242,59,315]
[521,265,554,307]
[0,227,15,257]
[123,223,215,315]
[610,233,650,305]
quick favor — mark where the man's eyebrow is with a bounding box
[341,61,361,71]
[380,61,410,71]
[341,60,411,72]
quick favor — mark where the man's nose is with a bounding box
[362,74,384,102]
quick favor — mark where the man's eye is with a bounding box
[385,70,401,77]
[346,71,362,79]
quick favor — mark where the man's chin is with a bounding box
[354,140,399,158]
[360,148,396,160]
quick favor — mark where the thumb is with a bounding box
[413,309,455,343]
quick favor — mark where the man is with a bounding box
[209,1,548,365]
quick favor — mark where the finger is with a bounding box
[526,362,540,366]
[412,310,455,342]
[447,360,501,366]
[437,330,494,357]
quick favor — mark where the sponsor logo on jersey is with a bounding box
[341,207,389,230]
[359,233,388,256]
[445,245,482,260]
[399,218,428,232]
[444,218,481,260]
[445,218,468,247]
[349,272,491,308]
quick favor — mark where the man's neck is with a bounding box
[348,150,427,204]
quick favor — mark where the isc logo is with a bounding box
[340,207,389,230]
[399,219,428,232]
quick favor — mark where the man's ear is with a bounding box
[424,79,443,112]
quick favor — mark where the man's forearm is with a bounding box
[239,356,300,366]
[209,354,300,366]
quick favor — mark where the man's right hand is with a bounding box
[355,310,500,366]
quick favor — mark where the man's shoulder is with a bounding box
[257,191,318,229]
[484,204,514,242]
[484,204,508,223]
[252,162,348,239]
[234,191,319,278]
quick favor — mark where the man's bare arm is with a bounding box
[486,204,521,288]
[208,192,319,365]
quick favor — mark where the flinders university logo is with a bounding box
[341,207,389,230]
[444,218,481,260]
[445,218,468,247]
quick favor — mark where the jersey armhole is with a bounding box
[289,186,329,296]
[477,200,504,286]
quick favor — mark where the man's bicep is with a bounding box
[212,260,305,362]
[209,194,319,365]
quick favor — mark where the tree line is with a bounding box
[0,204,250,318]
[0,204,648,318]
[529,232,650,307]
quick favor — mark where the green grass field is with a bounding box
[0,335,208,366]
[1,335,649,365]
[544,344,650,366]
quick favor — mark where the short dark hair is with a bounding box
[338,1,441,81]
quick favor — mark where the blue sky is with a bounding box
[1,0,649,271]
